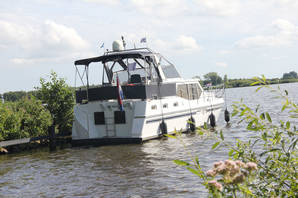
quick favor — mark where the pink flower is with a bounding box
[235,160,246,168]
[225,160,236,168]
[213,161,224,168]
[206,169,217,177]
[229,164,240,176]
[208,180,223,191]
[216,164,227,174]
[246,162,258,171]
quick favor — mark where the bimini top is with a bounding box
[74,50,154,66]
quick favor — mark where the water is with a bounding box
[1,83,297,198]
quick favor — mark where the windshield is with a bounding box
[111,59,149,84]
[161,65,181,78]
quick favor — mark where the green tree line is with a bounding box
[0,72,74,141]
[194,71,298,88]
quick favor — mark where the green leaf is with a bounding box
[260,113,265,120]
[238,184,254,196]
[173,160,190,166]
[286,121,290,129]
[232,110,238,117]
[260,148,281,157]
[164,134,176,139]
[186,167,202,178]
[266,112,272,123]
[212,142,220,150]
[250,81,260,86]
[220,130,224,141]
[203,122,207,129]
[228,149,234,157]
[281,104,287,112]
[285,90,288,95]
[255,86,262,92]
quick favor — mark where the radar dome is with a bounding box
[112,40,124,51]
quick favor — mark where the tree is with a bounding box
[282,71,297,79]
[203,72,223,86]
[224,74,228,87]
[3,91,27,102]
[16,97,52,138]
[36,72,74,134]
[0,98,52,141]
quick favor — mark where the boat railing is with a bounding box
[105,47,154,55]
[203,84,225,98]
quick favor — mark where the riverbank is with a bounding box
[225,78,298,88]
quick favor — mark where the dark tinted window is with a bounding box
[94,112,105,125]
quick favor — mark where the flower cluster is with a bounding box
[206,160,258,191]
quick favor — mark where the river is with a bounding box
[0,83,297,198]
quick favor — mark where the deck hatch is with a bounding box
[94,112,105,125]
[114,111,126,124]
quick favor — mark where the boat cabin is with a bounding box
[74,48,199,103]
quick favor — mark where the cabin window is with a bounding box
[94,112,105,125]
[177,84,201,100]
[114,111,126,124]
[190,84,201,100]
[163,104,168,108]
[177,84,188,99]
[188,84,199,100]
[173,102,178,107]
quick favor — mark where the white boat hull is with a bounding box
[72,95,224,146]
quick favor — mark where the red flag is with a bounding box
[117,75,124,111]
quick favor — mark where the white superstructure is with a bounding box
[72,46,224,145]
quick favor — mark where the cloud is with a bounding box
[195,0,240,16]
[173,35,201,52]
[0,20,37,50]
[130,0,188,17]
[83,0,120,6]
[273,0,298,7]
[43,20,88,51]
[216,62,228,67]
[218,50,232,55]
[122,33,201,53]
[0,19,89,64]
[236,19,298,48]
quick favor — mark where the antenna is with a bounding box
[121,36,126,49]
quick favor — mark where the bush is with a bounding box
[171,76,298,197]
[36,71,74,134]
[16,97,52,138]
[0,98,52,141]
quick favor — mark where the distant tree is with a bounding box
[3,91,27,102]
[203,72,223,86]
[36,72,74,134]
[282,71,297,79]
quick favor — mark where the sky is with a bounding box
[1,0,298,93]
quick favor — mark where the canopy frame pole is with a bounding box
[86,65,89,101]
